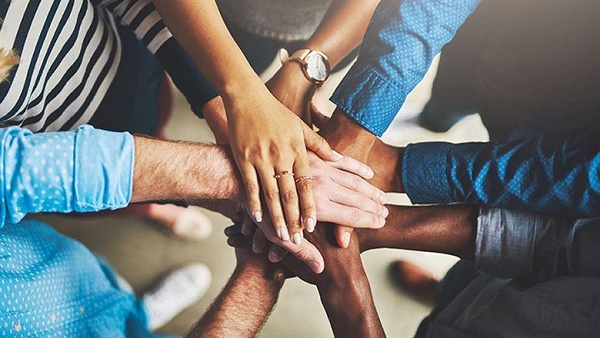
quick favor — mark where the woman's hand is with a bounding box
[223,87,341,245]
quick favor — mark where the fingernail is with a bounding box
[268,249,279,262]
[274,271,285,282]
[343,231,351,247]
[309,261,321,273]
[306,217,316,232]
[380,217,386,227]
[278,227,290,241]
[379,193,387,204]
[252,242,262,254]
[292,233,302,245]
[382,206,389,218]
[366,168,375,179]
[333,150,343,159]
[253,211,262,223]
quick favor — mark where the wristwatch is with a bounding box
[279,48,331,87]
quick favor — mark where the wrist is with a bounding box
[320,108,376,158]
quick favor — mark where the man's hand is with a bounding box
[318,108,379,248]
[367,139,404,192]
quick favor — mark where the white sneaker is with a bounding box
[143,263,212,331]
[170,206,214,240]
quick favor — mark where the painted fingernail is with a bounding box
[278,227,290,241]
[309,261,321,273]
[343,231,351,247]
[306,217,316,232]
[253,211,263,223]
[292,233,302,245]
[333,150,344,159]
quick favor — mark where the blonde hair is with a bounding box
[0,48,19,83]
[0,2,19,83]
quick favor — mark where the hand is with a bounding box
[319,108,379,248]
[224,87,340,246]
[233,150,387,274]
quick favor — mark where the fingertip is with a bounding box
[309,261,324,274]
[253,210,263,223]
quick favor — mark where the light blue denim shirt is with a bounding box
[0,125,151,336]
[0,125,133,225]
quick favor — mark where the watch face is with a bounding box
[305,52,329,82]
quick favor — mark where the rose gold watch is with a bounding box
[279,48,331,87]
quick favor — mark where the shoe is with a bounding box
[168,206,213,240]
[389,260,438,305]
[143,264,212,331]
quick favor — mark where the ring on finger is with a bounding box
[274,171,295,179]
[294,176,314,184]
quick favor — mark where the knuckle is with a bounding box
[351,176,362,190]
[297,180,313,194]
[283,190,298,203]
[245,182,260,196]
[351,209,361,223]
[266,189,280,201]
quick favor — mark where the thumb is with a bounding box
[302,123,342,162]
[335,225,354,248]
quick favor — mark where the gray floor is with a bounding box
[37,56,488,337]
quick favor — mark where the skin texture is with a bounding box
[186,246,284,338]
[153,0,340,246]
[130,135,387,273]
[225,204,478,337]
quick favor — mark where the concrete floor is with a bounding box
[37,56,488,337]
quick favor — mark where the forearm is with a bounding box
[318,268,384,338]
[320,107,377,160]
[360,205,477,258]
[131,135,240,203]
[187,266,283,337]
[304,0,380,67]
[152,0,263,98]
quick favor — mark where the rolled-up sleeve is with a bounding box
[475,207,567,280]
[0,125,134,225]
[331,0,480,136]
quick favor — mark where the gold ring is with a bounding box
[294,176,314,184]
[274,171,295,179]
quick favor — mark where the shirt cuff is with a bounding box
[330,65,406,137]
[402,142,455,204]
[73,125,134,212]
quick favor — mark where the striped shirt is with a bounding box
[0,0,172,132]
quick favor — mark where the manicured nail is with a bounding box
[379,193,387,204]
[343,231,351,247]
[278,227,290,241]
[309,261,321,273]
[306,217,316,232]
[382,206,389,218]
[365,167,375,179]
[333,150,344,159]
[292,233,302,245]
[253,211,262,223]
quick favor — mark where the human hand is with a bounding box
[238,150,387,272]
[319,108,379,248]
[223,87,340,246]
